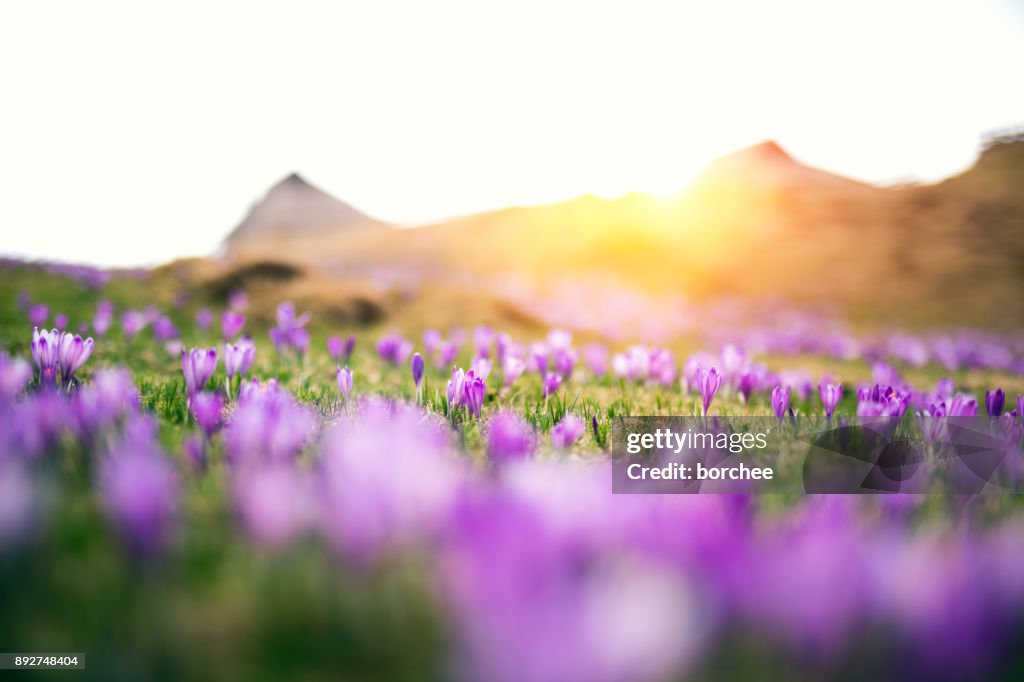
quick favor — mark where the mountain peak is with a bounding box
[225,173,387,249]
[282,171,309,185]
[693,140,871,192]
[742,140,794,163]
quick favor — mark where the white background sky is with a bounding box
[2,0,1023,267]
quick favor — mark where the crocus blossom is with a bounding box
[411,352,425,388]
[221,310,246,340]
[336,366,353,399]
[698,367,723,416]
[30,328,60,387]
[542,372,562,400]
[224,339,256,379]
[57,332,94,384]
[551,414,585,450]
[771,385,791,424]
[486,411,536,463]
[986,388,1005,417]
[181,347,218,394]
[819,382,843,419]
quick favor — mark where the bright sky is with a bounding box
[2,0,1023,266]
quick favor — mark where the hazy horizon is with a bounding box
[2,0,1023,267]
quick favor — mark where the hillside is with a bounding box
[217,140,1024,326]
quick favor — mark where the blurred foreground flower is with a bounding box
[0,352,32,401]
[486,411,535,463]
[551,414,585,450]
[99,417,179,556]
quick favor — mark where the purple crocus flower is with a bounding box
[486,411,535,463]
[0,463,36,547]
[947,393,978,417]
[411,352,425,388]
[552,347,577,378]
[57,332,94,384]
[916,403,947,445]
[221,310,246,340]
[30,328,61,387]
[771,385,791,424]
[99,419,179,555]
[54,313,68,330]
[121,310,146,339]
[190,391,223,437]
[228,289,248,311]
[195,308,214,330]
[423,329,442,359]
[986,388,1005,417]
[93,300,114,336]
[376,334,412,365]
[495,333,512,362]
[698,367,722,416]
[582,343,609,377]
[72,368,140,437]
[326,336,344,362]
[336,366,353,399]
[1018,394,1023,423]
[447,367,467,408]
[224,382,316,466]
[934,378,956,401]
[0,352,32,401]
[531,343,550,376]
[181,347,218,394]
[819,382,843,419]
[28,304,48,327]
[268,303,310,356]
[317,402,459,561]
[551,414,585,450]
[437,341,459,369]
[648,348,677,387]
[473,326,494,358]
[233,461,310,549]
[471,357,493,382]
[502,356,525,387]
[463,372,486,418]
[542,372,562,399]
[224,339,256,379]
[440,484,698,682]
[738,370,757,404]
[152,316,178,342]
[182,435,206,472]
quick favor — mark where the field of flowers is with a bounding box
[2,259,1024,681]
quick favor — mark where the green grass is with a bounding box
[2,261,1023,681]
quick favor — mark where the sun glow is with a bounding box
[0,0,1022,266]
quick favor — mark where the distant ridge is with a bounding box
[692,140,875,192]
[225,173,386,250]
